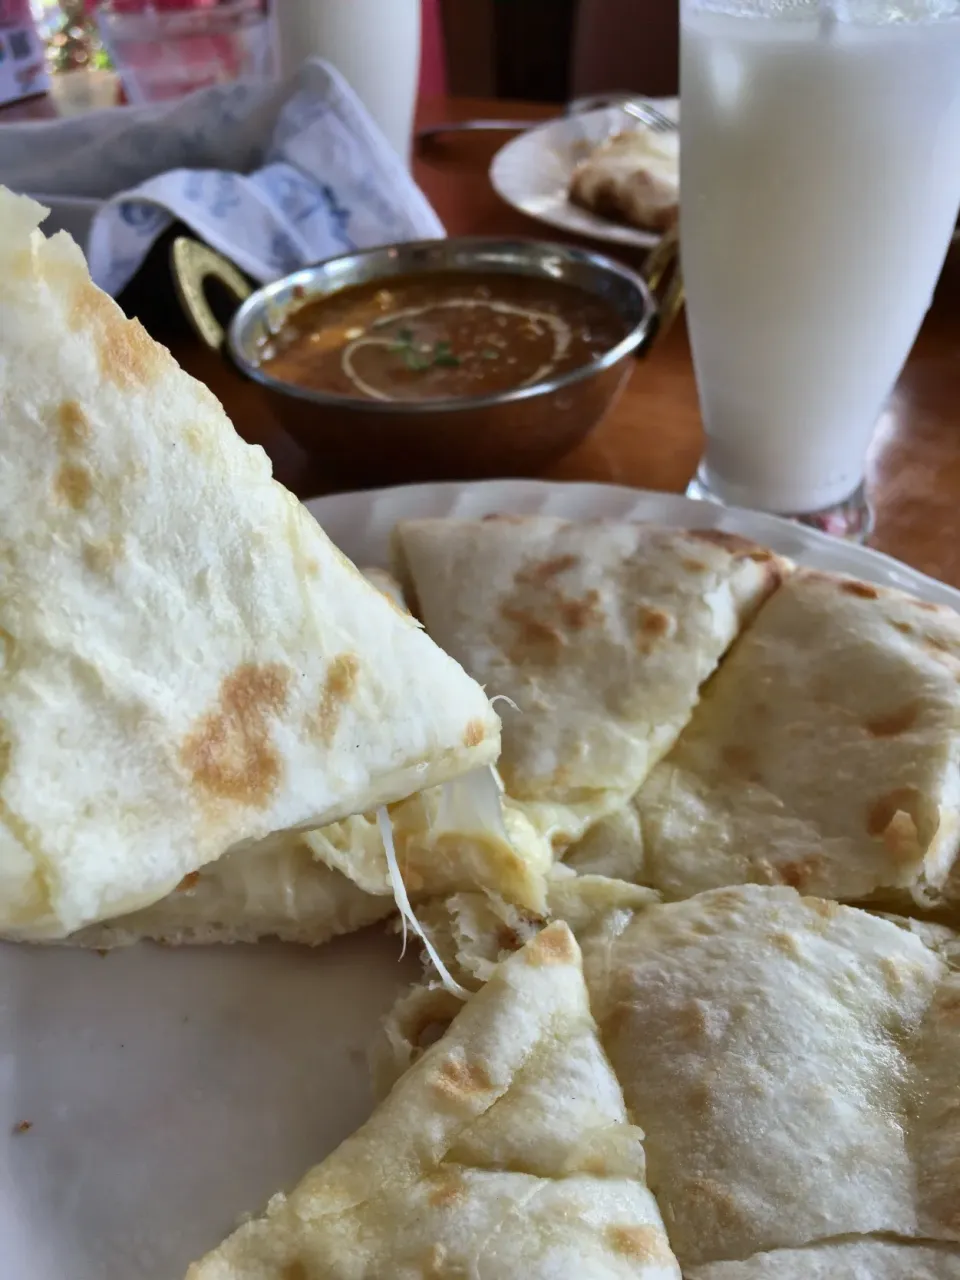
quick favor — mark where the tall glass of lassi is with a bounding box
[680,0,960,536]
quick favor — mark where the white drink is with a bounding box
[273,0,421,163]
[681,3,960,514]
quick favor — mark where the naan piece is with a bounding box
[564,804,645,881]
[380,884,960,1269]
[404,873,657,993]
[570,129,679,233]
[67,575,549,949]
[306,777,552,911]
[393,517,784,849]
[688,1240,960,1279]
[186,923,680,1279]
[66,830,393,948]
[578,884,960,1268]
[0,191,499,940]
[69,782,551,949]
[632,568,960,909]
[372,875,658,1097]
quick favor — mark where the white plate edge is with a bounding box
[305,478,960,611]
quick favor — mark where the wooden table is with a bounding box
[5,92,960,583]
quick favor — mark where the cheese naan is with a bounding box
[66,829,393,948]
[67,575,549,948]
[631,568,960,910]
[186,923,680,1279]
[393,517,784,850]
[578,884,960,1268]
[395,883,960,1269]
[0,190,499,940]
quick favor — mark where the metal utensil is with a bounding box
[620,100,677,133]
[415,118,537,143]
[568,93,678,133]
[416,97,676,145]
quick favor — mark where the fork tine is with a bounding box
[621,100,677,133]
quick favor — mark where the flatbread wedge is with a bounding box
[631,568,960,909]
[577,884,960,1268]
[393,883,960,1269]
[0,189,499,941]
[393,517,785,849]
[66,574,548,949]
[371,875,659,1097]
[185,922,680,1279]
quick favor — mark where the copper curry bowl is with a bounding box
[173,235,673,488]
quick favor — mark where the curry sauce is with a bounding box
[258,271,627,403]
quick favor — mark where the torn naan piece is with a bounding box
[393,517,785,850]
[372,875,659,1098]
[0,191,500,940]
[577,884,960,1268]
[687,1239,960,1280]
[631,568,960,910]
[405,873,658,992]
[186,923,681,1280]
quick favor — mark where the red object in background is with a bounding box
[419,0,447,97]
[98,1,221,10]
[92,0,444,102]
[97,0,270,103]
[0,0,32,27]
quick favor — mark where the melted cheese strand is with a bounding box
[377,806,468,999]
[490,693,521,714]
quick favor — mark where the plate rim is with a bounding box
[305,477,960,611]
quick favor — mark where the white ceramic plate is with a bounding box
[4,478,958,1280]
[489,102,679,251]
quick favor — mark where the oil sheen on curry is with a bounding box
[259,271,627,403]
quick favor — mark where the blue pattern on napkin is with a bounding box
[0,59,442,296]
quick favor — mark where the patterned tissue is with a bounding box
[0,57,443,296]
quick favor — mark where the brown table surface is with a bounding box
[5,91,960,584]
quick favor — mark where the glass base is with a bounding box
[686,466,875,543]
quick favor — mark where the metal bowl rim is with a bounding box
[226,235,656,415]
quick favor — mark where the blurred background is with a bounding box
[23,0,678,109]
